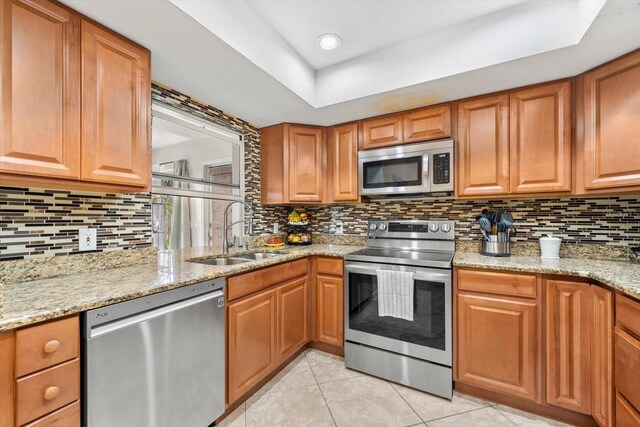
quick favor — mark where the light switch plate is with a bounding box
[79,228,97,251]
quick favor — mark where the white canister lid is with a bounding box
[540,234,561,242]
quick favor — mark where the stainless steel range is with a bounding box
[344,219,454,399]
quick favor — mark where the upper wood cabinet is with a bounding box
[360,115,403,150]
[261,123,325,204]
[456,94,511,197]
[328,123,359,202]
[0,0,151,191]
[0,0,81,179]
[510,82,572,194]
[81,20,150,188]
[581,50,640,192]
[404,105,451,143]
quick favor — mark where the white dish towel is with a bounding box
[377,269,415,321]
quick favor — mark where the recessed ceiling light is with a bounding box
[316,33,342,51]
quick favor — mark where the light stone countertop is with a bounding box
[453,252,640,299]
[2,244,639,332]
[0,244,364,332]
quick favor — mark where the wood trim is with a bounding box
[308,341,344,357]
[0,331,15,427]
[591,286,613,427]
[455,382,598,427]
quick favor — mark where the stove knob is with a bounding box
[369,223,378,231]
[379,223,387,231]
[441,224,451,233]
[429,223,439,233]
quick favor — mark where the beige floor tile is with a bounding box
[305,349,363,384]
[217,402,245,427]
[495,405,570,427]
[426,407,515,427]
[245,384,335,427]
[391,384,489,422]
[320,375,422,427]
[254,353,317,395]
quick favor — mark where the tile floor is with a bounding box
[219,349,570,427]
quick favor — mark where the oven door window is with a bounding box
[362,156,422,189]
[348,272,446,350]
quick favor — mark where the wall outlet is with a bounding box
[79,228,97,251]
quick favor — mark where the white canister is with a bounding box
[540,234,561,259]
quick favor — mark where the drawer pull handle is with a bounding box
[44,386,60,400]
[43,340,60,353]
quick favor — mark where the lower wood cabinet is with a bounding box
[456,292,539,401]
[315,274,344,348]
[227,288,278,404]
[0,315,80,427]
[277,277,309,362]
[615,293,640,426]
[226,259,313,405]
[456,268,615,427]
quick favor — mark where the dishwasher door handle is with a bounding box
[89,290,224,339]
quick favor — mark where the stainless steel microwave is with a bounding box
[358,139,454,198]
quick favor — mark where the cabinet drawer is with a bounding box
[457,269,537,298]
[616,393,640,427]
[615,328,640,412]
[316,257,343,277]
[16,359,80,426]
[616,293,640,338]
[15,316,79,377]
[25,401,80,427]
[228,259,308,301]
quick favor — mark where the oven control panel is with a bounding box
[367,219,455,240]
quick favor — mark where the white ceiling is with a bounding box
[245,0,528,70]
[61,0,640,128]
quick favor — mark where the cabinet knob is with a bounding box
[44,386,60,401]
[43,340,60,354]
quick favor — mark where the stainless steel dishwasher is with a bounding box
[82,279,225,427]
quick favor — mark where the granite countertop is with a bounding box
[0,244,364,332]
[2,244,639,332]
[453,252,640,299]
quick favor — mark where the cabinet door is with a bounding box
[360,115,403,149]
[0,0,80,179]
[583,50,640,190]
[404,105,451,143]
[329,123,359,202]
[227,289,277,404]
[510,82,571,194]
[545,280,592,414]
[81,20,150,188]
[591,286,613,427]
[277,276,309,362]
[456,95,510,197]
[286,125,324,202]
[316,274,344,348]
[456,293,539,401]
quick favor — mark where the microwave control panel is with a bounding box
[433,153,450,184]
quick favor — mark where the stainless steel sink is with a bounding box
[233,252,284,261]
[191,257,252,266]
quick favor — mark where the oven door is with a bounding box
[358,151,429,196]
[344,261,452,366]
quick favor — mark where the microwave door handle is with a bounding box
[423,152,430,191]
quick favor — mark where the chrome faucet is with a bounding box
[222,200,253,254]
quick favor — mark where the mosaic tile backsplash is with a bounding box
[0,187,152,260]
[2,83,639,261]
[265,196,640,247]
